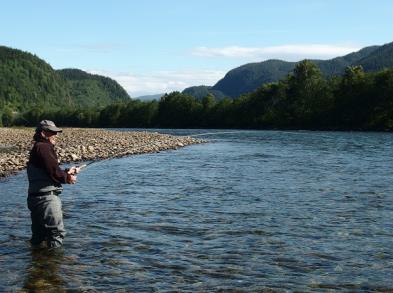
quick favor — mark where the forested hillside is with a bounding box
[58,69,130,107]
[356,42,393,71]
[212,59,296,98]
[0,46,72,110]
[2,44,393,131]
[210,43,393,97]
[182,85,225,100]
[0,46,130,124]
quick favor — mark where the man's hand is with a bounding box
[66,174,77,184]
[66,167,80,184]
[67,166,82,175]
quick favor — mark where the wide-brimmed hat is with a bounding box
[38,120,63,133]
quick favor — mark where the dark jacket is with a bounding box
[27,138,67,194]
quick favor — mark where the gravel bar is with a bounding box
[0,128,206,178]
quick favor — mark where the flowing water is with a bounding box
[1,129,393,292]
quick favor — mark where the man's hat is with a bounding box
[38,120,63,133]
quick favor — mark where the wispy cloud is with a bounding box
[192,44,362,61]
[88,69,226,97]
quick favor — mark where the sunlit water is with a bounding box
[1,129,393,291]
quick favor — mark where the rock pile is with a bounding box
[0,128,206,178]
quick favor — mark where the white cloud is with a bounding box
[86,43,363,97]
[192,44,362,61]
[88,69,226,97]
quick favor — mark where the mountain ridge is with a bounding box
[184,43,392,98]
[0,46,130,111]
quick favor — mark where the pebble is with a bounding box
[0,128,206,178]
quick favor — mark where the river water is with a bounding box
[0,129,393,291]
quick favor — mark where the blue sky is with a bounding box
[1,0,393,96]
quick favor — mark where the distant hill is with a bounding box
[356,42,393,71]
[182,85,226,100]
[212,59,296,98]
[312,45,379,76]
[210,43,393,97]
[0,46,130,111]
[57,69,130,107]
[134,93,164,101]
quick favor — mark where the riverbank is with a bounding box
[0,127,206,178]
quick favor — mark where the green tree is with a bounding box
[287,60,332,127]
[209,98,234,128]
[1,106,14,126]
[334,65,372,128]
[201,94,216,127]
[158,92,202,128]
[367,69,393,129]
[255,81,291,128]
[118,100,158,127]
[99,103,124,127]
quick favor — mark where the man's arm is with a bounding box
[35,143,68,183]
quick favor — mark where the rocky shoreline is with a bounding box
[0,128,206,178]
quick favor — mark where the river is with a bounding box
[0,129,392,291]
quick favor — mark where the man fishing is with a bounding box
[27,120,80,249]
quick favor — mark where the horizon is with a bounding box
[1,0,393,97]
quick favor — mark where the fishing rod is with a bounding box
[72,132,202,172]
[71,129,315,173]
[73,146,141,172]
[72,130,236,173]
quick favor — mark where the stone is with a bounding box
[70,153,79,161]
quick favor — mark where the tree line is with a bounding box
[2,61,393,131]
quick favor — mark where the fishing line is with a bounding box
[74,128,380,173]
[75,130,238,172]
[74,129,321,172]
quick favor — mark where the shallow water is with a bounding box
[1,129,393,291]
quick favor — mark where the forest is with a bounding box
[2,60,393,131]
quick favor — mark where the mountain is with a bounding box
[210,43,392,97]
[356,42,393,71]
[312,45,379,76]
[212,59,296,98]
[0,46,130,111]
[182,85,226,100]
[0,45,72,110]
[134,93,164,101]
[57,69,130,107]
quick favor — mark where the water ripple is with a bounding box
[1,130,393,291]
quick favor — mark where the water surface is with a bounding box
[1,130,393,291]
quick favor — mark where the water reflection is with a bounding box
[23,248,65,292]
